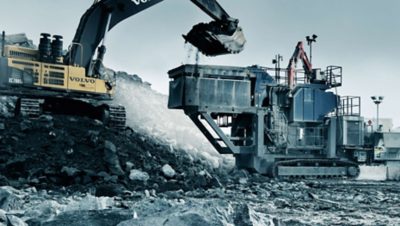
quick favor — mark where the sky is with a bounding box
[0,0,400,125]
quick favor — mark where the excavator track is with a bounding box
[15,97,126,129]
[16,98,43,119]
[105,105,126,129]
[272,159,360,180]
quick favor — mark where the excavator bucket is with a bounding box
[183,21,246,56]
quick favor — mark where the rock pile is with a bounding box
[0,113,225,196]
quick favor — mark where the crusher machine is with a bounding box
[167,41,400,179]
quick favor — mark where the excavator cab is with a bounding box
[184,19,246,56]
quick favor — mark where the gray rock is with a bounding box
[61,166,80,177]
[87,130,100,146]
[92,119,103,126]
[103,140,124,176]
[117,199,238,226]
[274,198,291,209]
[0,187,24,211]
[104,141,116,153]
[41,209,133,226]
[38,115,53,122]
[6,215,27,226]
[0,123,4,131]
[104,175,118,183]
[238,177,248,185]
[233,204,253,226]
[97,171,111,178]
[129,170,149,182]
[161,164,176,178]
[19,120,32,132]
[97,171,117,183]
[0,209,6,223]
[144,190,151,198]
[125,161,134,172]
[38,115,54,129]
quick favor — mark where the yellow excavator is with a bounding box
[0,0,245,128]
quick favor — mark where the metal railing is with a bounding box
[337,96,361,116]
[259,65,342,88]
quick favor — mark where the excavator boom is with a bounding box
[65,0,246,71]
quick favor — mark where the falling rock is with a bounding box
[161,164,176,178]
[129,170,149,182]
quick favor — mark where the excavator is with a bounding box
[287,41,313,89]
[0,0,246,128]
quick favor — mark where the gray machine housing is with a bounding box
[168,64,400,177]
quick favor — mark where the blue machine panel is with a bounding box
[291,86,338,122]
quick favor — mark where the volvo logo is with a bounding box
[131,0,151,5]
[69,77,96,84]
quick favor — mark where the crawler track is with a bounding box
[15,97,126,129]
[105,105,126,129]
[272,159,360,179]
[16,98,43,119]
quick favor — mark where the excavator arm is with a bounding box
[65,0,245,73]
[287,41,312,89]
